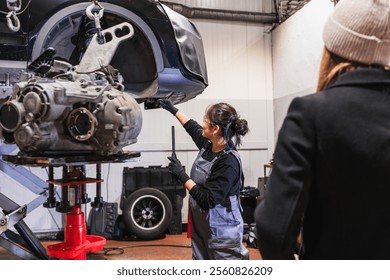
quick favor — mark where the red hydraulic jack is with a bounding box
[46,205,105,260]
[45,165,106,260]
[0,151,140,260]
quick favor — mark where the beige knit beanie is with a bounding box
[323,0,390,67]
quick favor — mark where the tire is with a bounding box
[122,187,173,240]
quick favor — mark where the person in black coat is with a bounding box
[254,0,390,260]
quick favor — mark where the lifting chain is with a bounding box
[86,0,105,43]
[6,0,21,32]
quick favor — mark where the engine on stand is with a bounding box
[0,32,142,156]
[0,21,143,260]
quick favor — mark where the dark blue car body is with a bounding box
[0,0,208,106]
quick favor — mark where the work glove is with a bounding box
[159,99,178,115]
[168,156,190,184]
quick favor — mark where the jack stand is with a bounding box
[45,165,106,260]
[0,151,140,260]
[46,205,105,260]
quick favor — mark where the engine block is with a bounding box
[0,67,142,156]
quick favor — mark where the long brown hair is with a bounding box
[316,48,362,92]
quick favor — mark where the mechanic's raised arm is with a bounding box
[159,99,190,125]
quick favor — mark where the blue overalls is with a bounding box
[189,148,249,260]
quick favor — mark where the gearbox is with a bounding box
[0,61,142,156]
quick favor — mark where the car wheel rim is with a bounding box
[130,194,166,231]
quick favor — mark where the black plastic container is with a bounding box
[121,165,186,235]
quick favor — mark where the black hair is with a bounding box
[206,102,249,148]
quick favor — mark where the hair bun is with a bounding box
[233,118,249,136]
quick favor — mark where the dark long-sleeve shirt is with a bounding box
[184,119,242,210]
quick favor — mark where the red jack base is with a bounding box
[46,206,106,260]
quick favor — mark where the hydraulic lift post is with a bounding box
[45,165,106,260]
[0,151,140,260]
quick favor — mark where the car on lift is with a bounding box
[0,0,208,241]
[0,0,208,105]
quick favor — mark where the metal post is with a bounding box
[91,163,104,208]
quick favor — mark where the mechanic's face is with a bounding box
[202,115,216,139]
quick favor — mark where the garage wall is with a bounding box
[272,0,334,138]
[0,18,274,232]
[138,20,274,182]
[120,19,274,225]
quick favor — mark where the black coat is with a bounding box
[255,68,390,260]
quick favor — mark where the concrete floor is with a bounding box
[0,233,261,260]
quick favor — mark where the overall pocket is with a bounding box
[208,204,242,249]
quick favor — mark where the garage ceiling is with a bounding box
[161,0,339,26]
[276,0,339,23]
[275,0,312,23]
